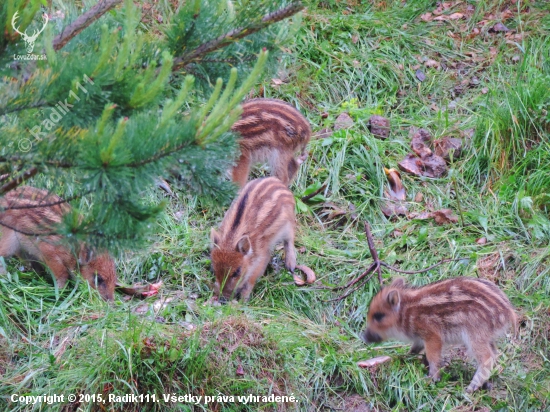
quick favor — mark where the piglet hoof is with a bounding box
[421,355,429,367]
[207,296,222,307]
[429,372,441,383]
[481,381,493,391]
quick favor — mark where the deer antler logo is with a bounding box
[11,11,49,54]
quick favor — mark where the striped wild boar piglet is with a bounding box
[210,177,296,301]
[0,186,116,301]
[361,277,517,393]
[231,98,311,188]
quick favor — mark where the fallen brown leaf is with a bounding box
[490,22,510,32]
[410,128,432,157]
[421,12,433,22]
[384,168,406,201]
[424,59,440,69]
[501,9,514,20]
[434,12,464,21]
[420,154,447,178]
[410,209,458,225]
[334,112,354,130]
[368,115,391,139]
[432,209,459,224]
[448,12,464,20]
[133,294,182,315]
[315,128,333,139]
[116,280,163,298]
[433,136,463,161]
[386,181,410,215]
[381,201,408,217]
[476,237,487,245]
[398,153,424,176]
[357,356,392,368]
[294,265,316,286]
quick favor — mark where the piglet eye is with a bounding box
[231,268,241,278]
[373,312,385,322]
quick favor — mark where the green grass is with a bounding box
[1,0,550,410]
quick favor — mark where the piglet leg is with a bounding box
[424,335,443,382]
[466,344,495,393]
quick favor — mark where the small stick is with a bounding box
[329,262,377,291]
[326,272,374,302]
[300,184,327,203]
[364,222,383,283]
[0,167,38,195]
[380,258,463,274]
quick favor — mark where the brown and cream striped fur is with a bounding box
[361,277,517,393]
[0,186,116,301]
[210,177,296,301]
[231,98,311,188]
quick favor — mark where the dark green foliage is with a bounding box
[0,0,302,252]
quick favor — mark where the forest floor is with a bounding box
[1,0,549,411]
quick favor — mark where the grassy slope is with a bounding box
[1,0,550,411]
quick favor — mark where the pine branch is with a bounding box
[52,0,123,51]
[3,191,89,210]
[172,2,304,71]
[0,156,74,169]
[0,101,49,116]
[0,219,57,237]
[0,167,38,195]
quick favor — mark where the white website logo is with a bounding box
[11,11,48,54]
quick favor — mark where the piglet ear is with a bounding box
[236,235,252,255]
[78,246,94,265]
[390,278,406,289]
[386,290,401,310]
[210,228,220,247]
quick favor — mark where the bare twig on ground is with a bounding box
[301,184,326,202]
[323,221,463,302]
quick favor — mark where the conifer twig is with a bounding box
[172,2,304,70]
[0,167,38,195]
[52,0,123,51]
[0,219,57,237]
[3,191,90,210]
